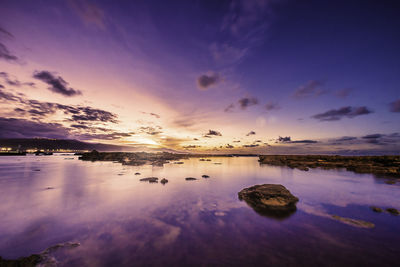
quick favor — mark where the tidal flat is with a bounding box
[0,154,399,266]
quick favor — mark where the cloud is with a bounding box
[0,88,21,102]
[33,70,82,96]
[0,117,70,139]
[221,0,273,37]
[0,27,18,62]
[335,136,357,142]
[141,111,160,119]
[362,134,384,139]
[290,140,318,144]
[293,80,326,98]
[238,97,258,109]
[243,144,259,148]
[312,106,373,121]
[0,43,18,62]
[265,101,280,111]
[0,72,35,87]
[182,145,201,149]
[139,126,162,135]
[0,27,14,38]
[389,99,400,113]
[197,73,221,90]
[70,107,118,123]
[0,87,118,123]
[204,129,222,137]
[276,136,291,143]
[68,0,106,30]
[246,131,256,136]
[77,131,133,140]
[334,88,352,98]
[209,42,248,66]
[224,103,235,112]
[275,136,316,144]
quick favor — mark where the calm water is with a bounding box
[0,155,399,266]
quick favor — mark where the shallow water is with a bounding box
[0,155,399,266]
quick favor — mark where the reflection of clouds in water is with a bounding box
[299,202,375,229]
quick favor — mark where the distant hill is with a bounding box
[0,138,134,152]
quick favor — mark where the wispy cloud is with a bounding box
[0,27,18,62]
[389,99,400,113]
[265,101,280,111]
[312,106,373,121]
[68,0,106,30]
[33,70,82,97]
[141,111,160,119]
[238,97,258,109]
[246,130,256,136]
[0,117,70,139]
[204,129,222,137]
[334,88,352,98]
[0,72,35,87]
[196,72,221,90]
[293,80,326,98]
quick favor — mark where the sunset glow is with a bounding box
[1,0,399,154]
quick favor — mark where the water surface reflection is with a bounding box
[0,155,399,266]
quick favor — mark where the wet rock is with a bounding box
[140,177,158,183]
[45,187,54,190]
[161,178,168,184]
[370,206,383,213]
[202,175,210,178]
[0,254,41,267]
[385,180,396,185]
[298,166,309,171]
[214,163,222,165]
[259,155,400,178]
[174,161,184,164]
[386,208,400,215]
[185,177,197,181]
[199,159,206,161]
[206,159,212,161]
[134,172,141,175]
[0,241,80,267]
[33,169,40,171]
[238,184,299,219]
[331,215,375,228]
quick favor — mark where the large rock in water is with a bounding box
[238,184,299,219]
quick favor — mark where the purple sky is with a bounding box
[0,0,399,154]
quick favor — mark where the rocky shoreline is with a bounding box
[78,150,257,167]
[259,155,400,178]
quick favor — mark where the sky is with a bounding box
[0,0,399,154]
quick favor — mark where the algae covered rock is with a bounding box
[238,184,299,218]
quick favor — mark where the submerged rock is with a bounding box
[185,177,197,181]
[386,208,400,215]
[161,178,168,184]
[140,177,159,183]
[134,172,141,175]
[370,206,383,213]
[202,175,210,178]
[331,215,375,228]
[238,184,299,219]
